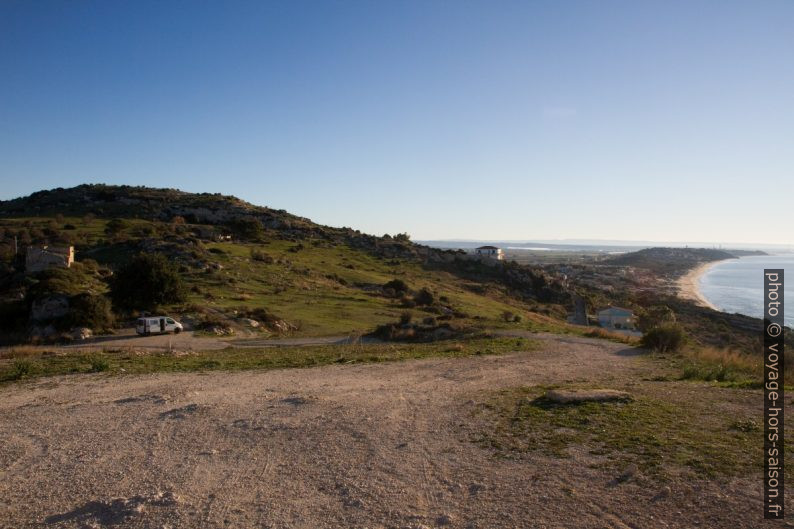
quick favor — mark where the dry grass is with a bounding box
[583,328,640,345]
[684,346,761,375]
[0,346,55,360]
[671,345,790,387]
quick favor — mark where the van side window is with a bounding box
[166,318,175,324]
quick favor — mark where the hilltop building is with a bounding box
[597,306,636,330]
[25,245,74,273]
[475,245,504,260]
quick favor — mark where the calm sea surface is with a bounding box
[699,255,794,328]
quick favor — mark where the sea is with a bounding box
[698,255,794,328]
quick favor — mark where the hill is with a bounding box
[606,247,737,276]
[0,185,571,344]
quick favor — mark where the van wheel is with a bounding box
[174,327,182,334]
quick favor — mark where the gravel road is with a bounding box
[0,334,785,528]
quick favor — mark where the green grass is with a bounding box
[0,336,535,384]
[471,385,788,479]
[3,215,635,346]
[174,240,542,336]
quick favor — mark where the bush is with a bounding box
[641,323,686,353]
[638,305,676,331]
[400,297,416,308]
[110,253,187,311]
[85,354,109,373]
[413,288,435,306]
[399,311,413,325]
[383,279,409,294]
[67,293,115,330]
[104,218,128,236]
[8,359,33,380]
[250,248,274,263]
[228,217,264,241]
[422,316,438,326]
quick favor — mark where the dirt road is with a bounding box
[49,329,360,352]
[0,334,784,528]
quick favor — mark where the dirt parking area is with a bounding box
[0,334,789,528]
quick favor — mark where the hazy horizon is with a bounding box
[2,2,792,244]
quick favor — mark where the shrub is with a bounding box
[422,316,438,326]
[383,279,409,294]
[104,218,128,236]
[413,288,435,306]
[9,359,33,380]
[250,248,274,263]
[110,253,187,311]
[85,354,110,372]
[399,311,413,325]
[400,297,416,308]
[67,293,115,330]
[502,310,516,322]
[228,217,264,241]
[638,305,676,331]
[641,323,686,353]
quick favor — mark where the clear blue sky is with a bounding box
[1,1,792,245]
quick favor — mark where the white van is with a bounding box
[136,316,183,335]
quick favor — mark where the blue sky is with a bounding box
[1,1,792,244]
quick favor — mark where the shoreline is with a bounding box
[676,261,722,310]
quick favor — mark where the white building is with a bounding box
[475,245,504,260]
[597,306,636,330]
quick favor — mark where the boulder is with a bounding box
[30,295,69,321]
[71,327,93,340]
[272,319,297,333]
[241,318,260,328]
[209,326,234,336]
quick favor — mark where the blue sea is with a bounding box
[698,255,794,328]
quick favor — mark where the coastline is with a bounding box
[676,261,722,310]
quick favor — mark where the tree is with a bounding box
[110,253,186,311]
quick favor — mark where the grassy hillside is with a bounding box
[0,186,572,343]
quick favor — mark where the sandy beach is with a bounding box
[676,261,720,310]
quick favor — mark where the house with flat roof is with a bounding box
[597,306,636,330]
[475,245,504,260]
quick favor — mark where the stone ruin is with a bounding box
[25,245,74,273]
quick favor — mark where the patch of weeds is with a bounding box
[472,386,770,478]
[197,359,221,369]
[84,354,110,373]
[680,363,738,382]
[728,418,760,432]
[7,359,33,380]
